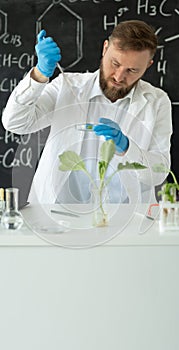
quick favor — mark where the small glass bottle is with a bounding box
[0,188,5,219]
[1,188,24,230]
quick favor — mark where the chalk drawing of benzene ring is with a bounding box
[36,1,83,70]
[0,9,8,39]
[156,27,179,105]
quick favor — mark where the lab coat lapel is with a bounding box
[119,84,150,150]
[128,96,147,119]
[126,82,148,129]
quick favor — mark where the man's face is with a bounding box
[100,40,153,102]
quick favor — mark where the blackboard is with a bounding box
[0,0,179,203]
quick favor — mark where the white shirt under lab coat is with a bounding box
[2,69,172,204]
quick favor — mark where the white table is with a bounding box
[0,204,179,350]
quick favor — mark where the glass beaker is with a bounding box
[1,188,24,230]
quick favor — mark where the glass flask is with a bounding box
[1,188,24,230]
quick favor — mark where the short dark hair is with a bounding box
[109,20,158,58]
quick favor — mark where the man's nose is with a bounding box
[113,67,126,82]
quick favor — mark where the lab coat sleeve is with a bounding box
[2,69,62,134]
[122,93,172,186]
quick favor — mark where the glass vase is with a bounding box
[90,183,109,227]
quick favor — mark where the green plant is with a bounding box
[152,164,179,203]
[58,140,147,225]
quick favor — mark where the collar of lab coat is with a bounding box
[86,71,150,125]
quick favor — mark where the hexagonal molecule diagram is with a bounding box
[0,9,7,39]
[36,1,83,70]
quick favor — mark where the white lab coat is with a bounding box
[2,70,172,204]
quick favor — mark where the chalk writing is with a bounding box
[1,33,22,47]
[165,34,179,42]
[154,25,179,89]
[0,78,20,92]
[103,7,129,29]
[157,47,167,87]
[1,131,31,145]
[54,0,124,2]
[0,148,33,168]
[137,0,179,16]
[0,9,7,39]
[0,130,33,170]
[36,1,83,69]
[0,53,35,69]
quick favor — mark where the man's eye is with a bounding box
[128,69,138,73]
[112,61,119,67]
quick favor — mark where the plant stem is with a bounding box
[99,180,106,216]
[169,169,178,185]
[83,168,106,216]
[82,169,98,190]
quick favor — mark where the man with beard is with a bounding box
[2,20,172,204]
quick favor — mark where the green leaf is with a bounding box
[157,182,179,203]
[152,163,178,185]
[59,151,87,172]
[152,163,168,173]
[100,140,115,164]
[117,162,147,171]
[98,140,116,183]
[98,161,107,181]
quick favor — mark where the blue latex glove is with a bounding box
[35,29,61,77]
[93,118,129,153]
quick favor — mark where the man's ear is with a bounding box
[102,40,109,56]
[147,59,154,68]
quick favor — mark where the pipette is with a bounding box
[56,62,98,131]
[56,62,86,115]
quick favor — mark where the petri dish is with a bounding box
[31,220,70,234]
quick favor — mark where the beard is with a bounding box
[99,59,138,102]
